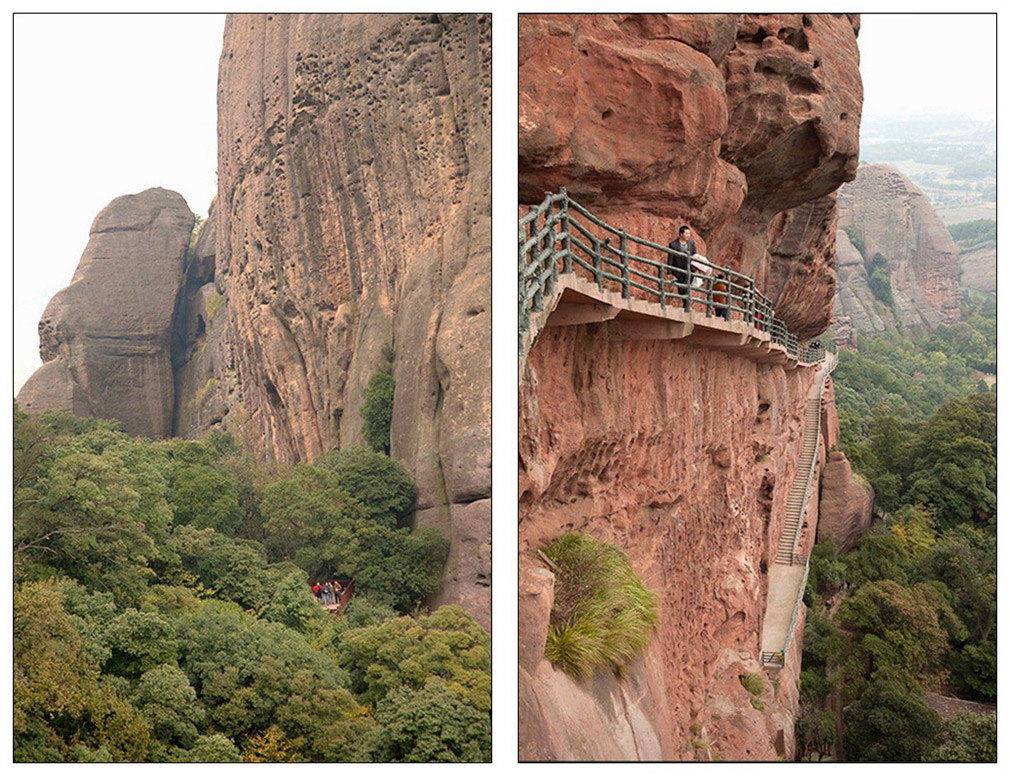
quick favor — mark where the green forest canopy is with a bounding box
[13,406,488,763]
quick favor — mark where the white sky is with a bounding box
[12,14,225,394]
[8,12,1000,395]
[859,13,996,122]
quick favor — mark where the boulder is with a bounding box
[17,188,193,438]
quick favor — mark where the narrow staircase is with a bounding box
[774,393,823,564]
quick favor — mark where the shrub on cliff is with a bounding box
[361,372,394,455]
[542,533,657,679]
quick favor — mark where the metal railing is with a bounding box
[520,188,826,364]
[762,353,838,669]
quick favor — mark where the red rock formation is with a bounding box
[836,163,962,332]
[519,12,862,759]
[198,13,491,625]
[17,188,194,438]
[519,13,861,337]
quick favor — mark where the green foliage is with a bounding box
[367,680,490,762]
[14,580,151,762]
[837,579,965,690]
[947,218,995,250]
[261,571,328,634]
[103,610,177,679]
[13,401,460,762]
[167,462,243,533]
[339,605,490,712]
[795,703,836,762]
[131,664,205,756]
[866,253,894,306]
[361,372,395,454]
[739,672,765,696]
[842,680,941,761]
[842,224,866,258]
[934,711,996,762]
[542,533,658,678]
[316,446,416,527]
[175,733,241,763]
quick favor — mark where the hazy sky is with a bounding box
[13,14,225,394]
[859,13,996,122]
[9,13,999,395]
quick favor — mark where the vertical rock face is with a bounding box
[519,13,861,338]
[209,13,491,624]
[835,163,962,334]
[17,188,194,438]
[519,13,861,759]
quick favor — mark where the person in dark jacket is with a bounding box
[667,225,696,309]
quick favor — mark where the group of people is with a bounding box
[312,579,343,607]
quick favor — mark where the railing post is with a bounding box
[591,234,603,290]
[685,262,693,313]
[705,273,714,317]
[658,264,666,309]
[531,213,543,313]
[519,217,529,338]
[559,188,571,274]
[620,230,629,299]
[746,281,755,326]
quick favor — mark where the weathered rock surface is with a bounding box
[519,12,860,760]
[958,244,996,297]
[835,163,962,334]
[832,226,894,336]
[519,326,817,759]
[817,451,873,553]
[211,13,491,618]
[18,188,194,438]
[519,13,861,338]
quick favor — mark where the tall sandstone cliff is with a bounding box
[19,14,491,628]
[833,162,962,341]
[519,14,863,759]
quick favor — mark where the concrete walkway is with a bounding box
[760,563,807,656]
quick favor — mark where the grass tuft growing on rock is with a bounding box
[542,533,658,679]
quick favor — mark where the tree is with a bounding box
[15,448,156,608]
[174,733,241,762]
[367,680,490,762]
[339,605,491,712]
[261,571,328,634]
[103,610,177,679]
[360,372,395,454]
[131,664,205,759]
[933,712,996,762]
[175,601,364,760]
[167,463,243,534]
[316,446,416,527]
[836,580,964,689]
[14,580,150,762]
[842,679,941,761]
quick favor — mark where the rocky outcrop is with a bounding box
[832,227,894,336]
[958,242,996,297]
[20,15,491,628]
[817,451,873,553]
[17,188,194,438]
[520,326,820,760]
[519,13,861,760]
[210,13,491,624]
[835,163,961,333]
[519,13,861,339]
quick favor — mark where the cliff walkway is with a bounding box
[519,189,826,366]
[760,353,837,668]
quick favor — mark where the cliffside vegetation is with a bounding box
[797,303,996,761]
[542,533,658,679]
[13,403,488,763]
